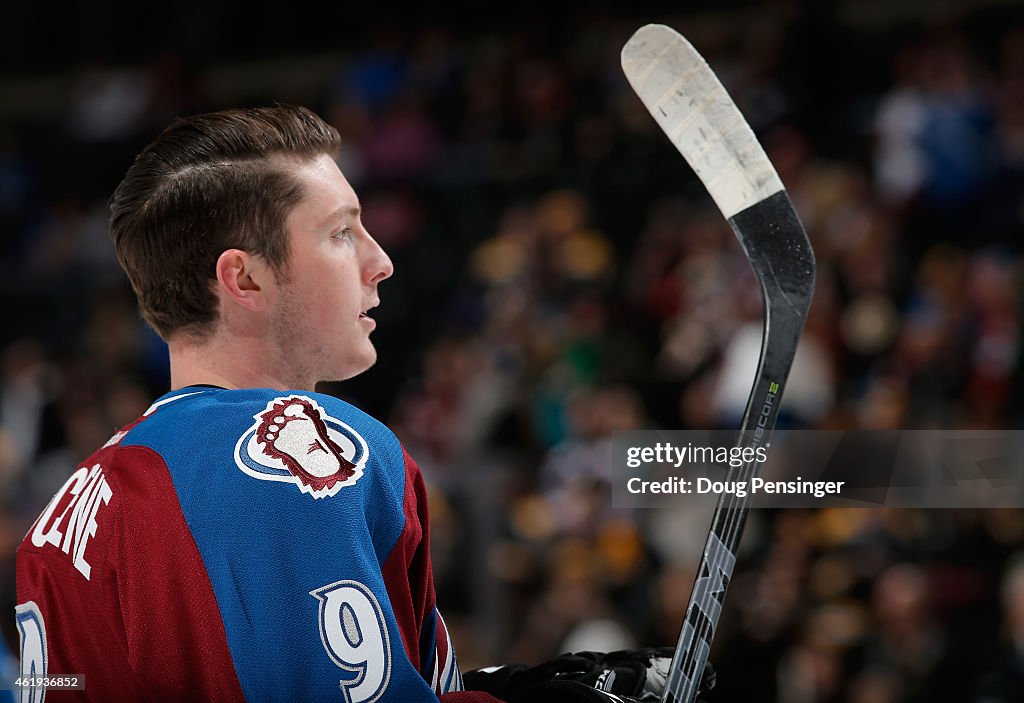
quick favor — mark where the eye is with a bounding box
[331,227,354,241]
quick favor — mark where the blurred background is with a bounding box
[3,0,1024,700]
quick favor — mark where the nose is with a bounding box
[362,231,394,285]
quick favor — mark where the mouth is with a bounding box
[359,300,380,324]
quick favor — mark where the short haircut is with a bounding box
[109,104,341,340]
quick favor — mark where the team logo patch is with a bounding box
[234,395,369,498]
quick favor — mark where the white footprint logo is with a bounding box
[257,398,355,491]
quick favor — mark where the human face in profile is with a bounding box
[270,154,393,387]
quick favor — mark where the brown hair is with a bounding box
[109,104,341,340]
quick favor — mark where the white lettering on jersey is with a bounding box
[310,580,392,703]
[101,430,127,449]
[16,601,47,703]
[31,468,89,549]
[30,464,113,581]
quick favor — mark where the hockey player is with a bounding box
[15,105,711,702]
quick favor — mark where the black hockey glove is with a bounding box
[463,647,715,703]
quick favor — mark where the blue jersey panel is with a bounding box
[122,387,438,703]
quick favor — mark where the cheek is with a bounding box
[283,278,329,329]
[292,253,362,324]
[312,280,360,326]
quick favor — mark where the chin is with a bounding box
[329,350,378,382]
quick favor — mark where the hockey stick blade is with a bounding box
[622,24,816,703]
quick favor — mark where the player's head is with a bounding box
[109,104,393,385]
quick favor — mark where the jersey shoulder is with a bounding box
[119,387,406,503]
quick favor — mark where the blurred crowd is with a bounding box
[3,3,1024,701]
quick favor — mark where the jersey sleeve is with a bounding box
[388,448,502,703]
[380,447,468,696]
[15,442,246,702]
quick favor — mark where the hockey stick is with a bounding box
[621,24,816,703]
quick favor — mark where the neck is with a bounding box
[168,334,313,392]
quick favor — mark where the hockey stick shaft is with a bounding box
[620,25,816,703]
[663,192,812,703]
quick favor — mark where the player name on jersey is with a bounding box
[30,464,113,581]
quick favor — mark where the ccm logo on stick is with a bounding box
[31,464,113,580]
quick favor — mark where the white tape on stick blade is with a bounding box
[620,24,784,219]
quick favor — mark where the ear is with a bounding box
[215,249,269,312]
